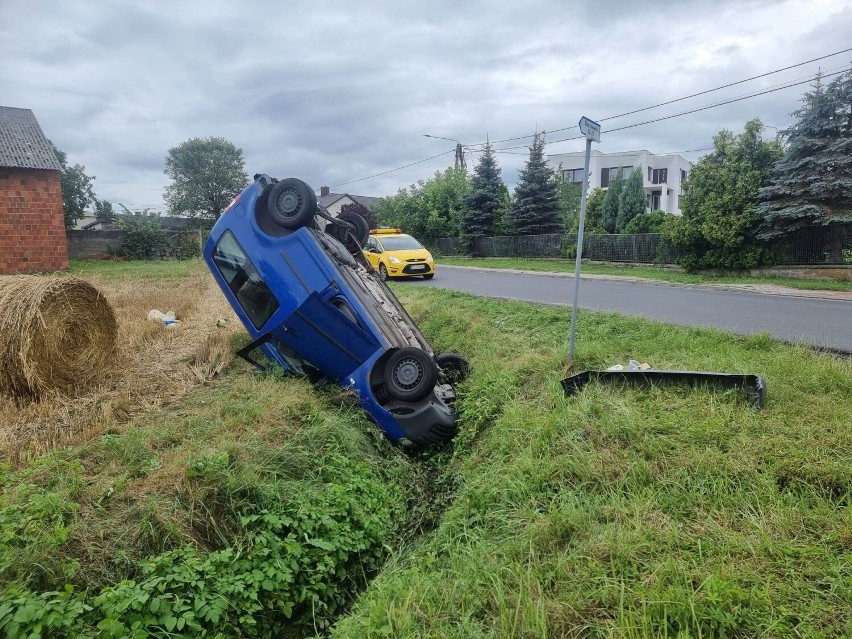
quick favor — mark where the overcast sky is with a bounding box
[2,0,850,212]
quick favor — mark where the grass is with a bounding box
[330,285,852,638]
[438,256,852,292]
[2,261,851,637]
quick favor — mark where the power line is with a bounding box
[598,47,852,123]
[492,65,849,154]
[332,54,850,188]
[600,66,850,137]
[466,47,852,148]
[331,149,454,187]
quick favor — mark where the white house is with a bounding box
[317,186,381,217]
[547,150,692,215]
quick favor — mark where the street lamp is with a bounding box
[423,134,467,169]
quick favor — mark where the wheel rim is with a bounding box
[275,187,302,218]
[392,357,424,391]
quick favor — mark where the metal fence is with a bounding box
[435,233,682,264]
[771,225,852,265]
[434,225,852,265]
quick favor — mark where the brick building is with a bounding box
[0,106,68,274]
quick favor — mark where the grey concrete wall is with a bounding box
[66,229,203,260]
[66,230,124,259]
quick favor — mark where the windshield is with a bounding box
[379,235,423,250]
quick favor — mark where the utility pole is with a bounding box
[423,134,467,170]
[568,116,601,365]
[455,143,466,170]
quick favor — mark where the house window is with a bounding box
[601,166,632,188]
[650,190,662,210]
[651,168,668,184]
[681,169,687,182]
[562,168,585,185]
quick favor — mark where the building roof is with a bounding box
[317,192,382,210]
[0,106,62,171]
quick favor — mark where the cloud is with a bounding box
[1,0,849,206]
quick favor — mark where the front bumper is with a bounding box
[387,262,434,277]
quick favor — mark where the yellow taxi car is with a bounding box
[363,228,435,281]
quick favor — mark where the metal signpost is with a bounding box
[568,116,600,364]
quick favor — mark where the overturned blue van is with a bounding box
[203,175,468,447]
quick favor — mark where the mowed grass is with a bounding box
[331,285,852,638]
[438,256,852,291]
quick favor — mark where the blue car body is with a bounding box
[203,175,460,447]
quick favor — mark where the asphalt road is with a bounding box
[420,266,852,352]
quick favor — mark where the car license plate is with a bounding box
[410,264,426,270]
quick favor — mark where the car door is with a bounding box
[364,237,383,270]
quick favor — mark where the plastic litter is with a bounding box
[147,309,180,327]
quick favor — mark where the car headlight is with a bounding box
[427,254,434,262]
[388,256,403,264]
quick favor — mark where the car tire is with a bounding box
[327,211,369,253]
[384,347,438,402]
[423,273,434,280]
[379,264,388,281]
[435,352,470,384]
[267,178,316,229]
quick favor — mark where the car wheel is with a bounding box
[384,347,438,402]
[423,273,434,280]
[327,211,369,252]
[435,352,470,384]
[267,178,316,229]
[379,264,388,281]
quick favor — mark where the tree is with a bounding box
[664,119,784,270]
[374,167,470,241]
[556,180,582,232]
[50,141,96,229]
[600,170,624,233]
[508,134,562,235]
[164,137,248,223]
[583,188,607,233]
[339,200,377,230]
[756,71,852,262]
[462,141,505,243]
[617,166,646,232]
[94,198,115,223]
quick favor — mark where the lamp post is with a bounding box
[423,134,467,170]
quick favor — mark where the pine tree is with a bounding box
[600,169,624,233]
[616,166,646,232]
[462,140,504,242]
[756,71,852,262]
[509,134,562,235]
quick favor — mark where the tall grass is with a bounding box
[331,286,852,638]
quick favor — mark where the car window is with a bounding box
[213,231,280,329]
[378,235,423,250]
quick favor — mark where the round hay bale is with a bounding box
[0,275,117,398]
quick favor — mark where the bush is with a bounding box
[623,210,669,234]
[116,213,166,260]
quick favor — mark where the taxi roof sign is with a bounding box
[369,228,403,235]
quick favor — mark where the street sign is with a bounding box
[579,116,601,142]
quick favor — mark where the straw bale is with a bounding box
[0,275,117,397]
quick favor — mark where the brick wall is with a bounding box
[0,167,69,274]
